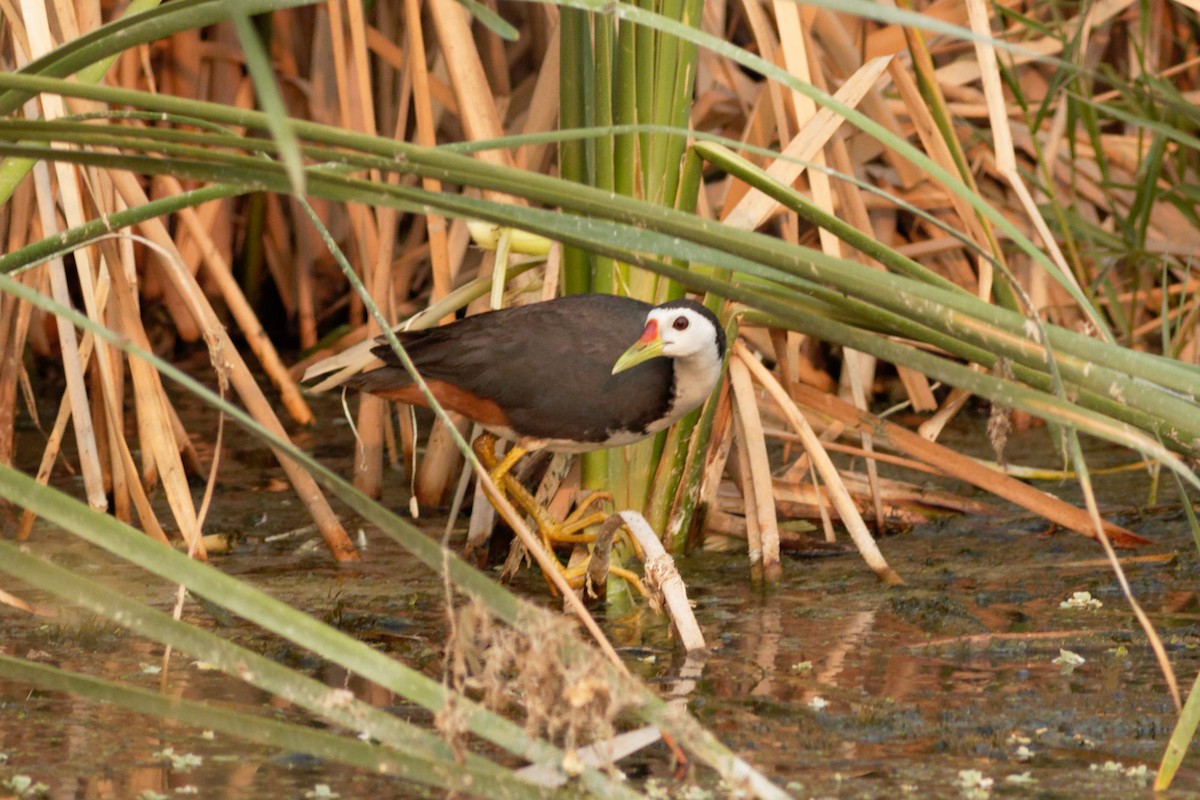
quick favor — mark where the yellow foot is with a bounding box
[544,491,611,544]
[469,432,645,597]
[562,559,650,598]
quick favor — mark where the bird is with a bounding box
[348,293,726,453]
[334,292,726,587]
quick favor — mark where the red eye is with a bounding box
[672,316,689,331]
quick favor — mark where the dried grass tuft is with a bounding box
[441,597,637,760]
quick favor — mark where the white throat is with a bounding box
[648,346,723,433]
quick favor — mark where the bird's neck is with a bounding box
[653,349,723,432]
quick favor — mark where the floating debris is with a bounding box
[1059,591,1103,611]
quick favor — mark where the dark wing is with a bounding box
[350,294,673,442]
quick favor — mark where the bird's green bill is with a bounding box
[612,323,664,374]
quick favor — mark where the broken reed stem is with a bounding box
[405,0,453,304]
[339,0,389,500]
[786,375,1150,547]
[351,199,400,501]
[32,171,107,510]
[735,342,905,586]
[729,383,763,581]
[106,170,359,561]
[156,174,313,425]
[728,353,782,583]
[96,233,206,557]
[616,511,706,652]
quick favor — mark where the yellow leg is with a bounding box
[470,433,641,595]
[472,433,574,551]
[489,442,528,486]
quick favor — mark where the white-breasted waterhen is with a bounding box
[345,292,726,586]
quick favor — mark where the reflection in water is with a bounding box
[653,494,1195,797]
[2,483,1197,798]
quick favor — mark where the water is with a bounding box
[1,406,1198,798]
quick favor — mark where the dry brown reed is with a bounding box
[1,0,1195,582]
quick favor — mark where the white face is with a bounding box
[646,306,719,360]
